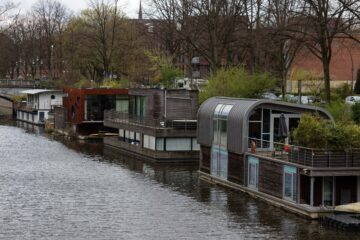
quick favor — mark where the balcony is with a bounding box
[248,138,360,168]
[16,100,63,112]
[104,110,197,130]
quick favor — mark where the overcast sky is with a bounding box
[18,0,141,18]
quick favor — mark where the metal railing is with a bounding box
[16,100,62,111]
[0,79,40,87]
[104,110,197,130]
[248,137,360,168]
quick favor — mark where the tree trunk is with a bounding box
[323,57,331,103]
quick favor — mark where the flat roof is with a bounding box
[21,89,63,95]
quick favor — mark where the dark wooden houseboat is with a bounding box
[197,97,360,218]
[54,88,128,135]
[103,88,199,162]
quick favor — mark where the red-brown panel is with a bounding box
[63,88,128,125]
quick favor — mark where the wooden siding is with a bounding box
[104,137,199,162]
[258,158,284,199]
[200,146,210,174]
[104,119,197,138]
[228,153,244,185]
[54,106,66,129]
[128,88,198,121]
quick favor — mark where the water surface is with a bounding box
[0,121,358,239]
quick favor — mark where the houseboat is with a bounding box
[54,88,128,135]
[16,89,64,125]
[197,97,360,219]
[103,88,199,163]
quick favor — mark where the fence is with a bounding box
[248,137,360,168]
[0,79,40,87]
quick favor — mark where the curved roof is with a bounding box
[21,89,62,95]
[197,97,333,155]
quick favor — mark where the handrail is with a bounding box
[104,109,197,130]
[247,137,360,168]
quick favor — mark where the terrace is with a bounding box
[104,110,197,130]
[248,137,360,169]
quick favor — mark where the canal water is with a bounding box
[0,119,359,239]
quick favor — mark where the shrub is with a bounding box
[292,114,329,149]
[325,100,352,122]
[11,95,26,103]
[292,113,360,149]
[199,67,276,103]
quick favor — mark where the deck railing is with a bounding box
[248,137,360,168]
[104,110,197,130]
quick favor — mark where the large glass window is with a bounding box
[283,166,297,202]
[135,96,146,118]
[248,108,271,149]
[323,177,333,206]
[166,138,192,151]
[211,104,233,179]
[85,95,117,121]
[116,96,129,113]
[143,134,156,150]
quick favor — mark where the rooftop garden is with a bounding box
[292,113,360,150]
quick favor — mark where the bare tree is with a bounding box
[80,0,121,81]
[32,0,70,79]
[264,0,304,97]
[0,1,16,23]
[289,0,357,102]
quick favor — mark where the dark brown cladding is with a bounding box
[63,88,128,125]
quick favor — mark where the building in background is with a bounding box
[16,89,64,125]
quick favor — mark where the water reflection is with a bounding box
[1,120,360,239]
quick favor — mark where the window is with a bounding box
[283,166,297,202]
[248,156,259,189]
[248,108,271,149]
[51,95,55,100]
[116,96,129,113]
[323,177,333,206]
[85,95,116,121]
[211,104,233,179]
[143,134,155,150]
[119,129,140,145]
[166,138,192,151]
[135,96,146,118]
[156,138,165,151]
[192,138,200,151]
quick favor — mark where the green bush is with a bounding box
[292,114,329,149]
[199,67,276,103]
[292,113,360,149]
[325,100,352,123]
[100,78,129,88]
[11,95,26,103]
